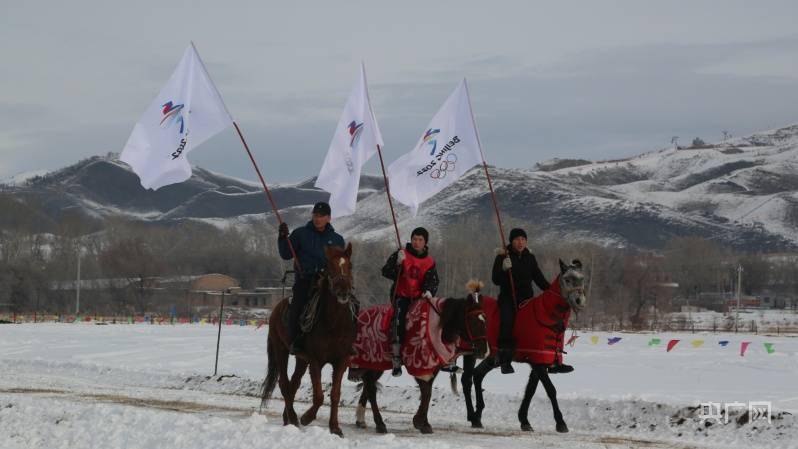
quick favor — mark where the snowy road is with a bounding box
[1,323,796,448]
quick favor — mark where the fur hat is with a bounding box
[509,228,527,242]
[411,227,429,243]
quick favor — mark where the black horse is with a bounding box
[460,259,586,433]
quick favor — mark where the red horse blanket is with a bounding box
[480,276,571,365]
[350,298,457,377]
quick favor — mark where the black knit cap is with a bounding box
[411,227,429,243]
[509,228,527,243]
[312,201,331,216]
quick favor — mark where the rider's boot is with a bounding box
[499,348,515,374]
[391,342,402,377]
[548,362,574,374]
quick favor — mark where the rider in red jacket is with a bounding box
[382,227,439,377]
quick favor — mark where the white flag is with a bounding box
[315,62,384,218]
[121,43,232,190]
[387,79,483,215]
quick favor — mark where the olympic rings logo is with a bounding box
[430,154,458,180]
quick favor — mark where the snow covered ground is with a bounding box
[1,323,796,448]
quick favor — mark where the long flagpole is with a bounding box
[233,121,301,272]
[376,145,402,247]
[376,144,404,307]
[363,63,404,306]
[463,79,517,302]
[189,43,300,270]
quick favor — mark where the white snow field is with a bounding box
[1,323,796,448]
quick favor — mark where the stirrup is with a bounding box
[440,364,459,373]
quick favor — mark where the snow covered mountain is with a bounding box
[3,124,798,251]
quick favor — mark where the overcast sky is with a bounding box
[3,1,798,183]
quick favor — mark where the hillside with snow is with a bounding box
[3,124,798,250]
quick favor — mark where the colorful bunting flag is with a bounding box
[764,342,775,354]
[691,339,704,348]
[667,339,680,352]
[740,341,751,357]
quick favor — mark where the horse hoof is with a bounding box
[330,427,343,437]
[521,423,533,432]
[470,420,483,429]
[419,425,434,434]
[300,413,315,426]
[376,424,388,434]
[556,422,569,433]
[355,420,367,429]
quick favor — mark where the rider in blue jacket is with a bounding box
[278,202,345,354]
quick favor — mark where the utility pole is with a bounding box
[214,289,226,377]
[735,265,743,333]
[75,249,81,316]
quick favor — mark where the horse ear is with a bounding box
[571,259,582,269]
[559,259,568,273]
[344,242,352,258]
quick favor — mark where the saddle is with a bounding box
[350,298,457,377]
[280,281,321,332]
[281,284,359,334]
[481,275,570,365]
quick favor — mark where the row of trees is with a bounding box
[0,217,288,315]
[2,215,798,329]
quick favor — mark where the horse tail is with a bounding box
[450,372,459,395]
[259,333,278,412]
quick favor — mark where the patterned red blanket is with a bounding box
[480,276,570,365]
[350,298,457,377]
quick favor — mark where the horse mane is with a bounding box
[439,297,467,344]
[466,279,484,293]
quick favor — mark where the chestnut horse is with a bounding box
[260,243,357,437]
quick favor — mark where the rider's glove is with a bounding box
[502,256,512,271]
[396,249,405,266]
[278,222,289,239]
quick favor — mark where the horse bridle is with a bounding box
[463,293,488,353]
[321,257,355,305]
[424,294,487,354]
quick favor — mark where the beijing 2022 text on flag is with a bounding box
[387,79,483,215]
[120,43,232,190]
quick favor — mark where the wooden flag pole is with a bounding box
[233,121,301,272]
[376,144,405,307]
[463,80,517,302]
[376,144,402,248]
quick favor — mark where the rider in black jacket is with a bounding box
[492,228,550,374]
